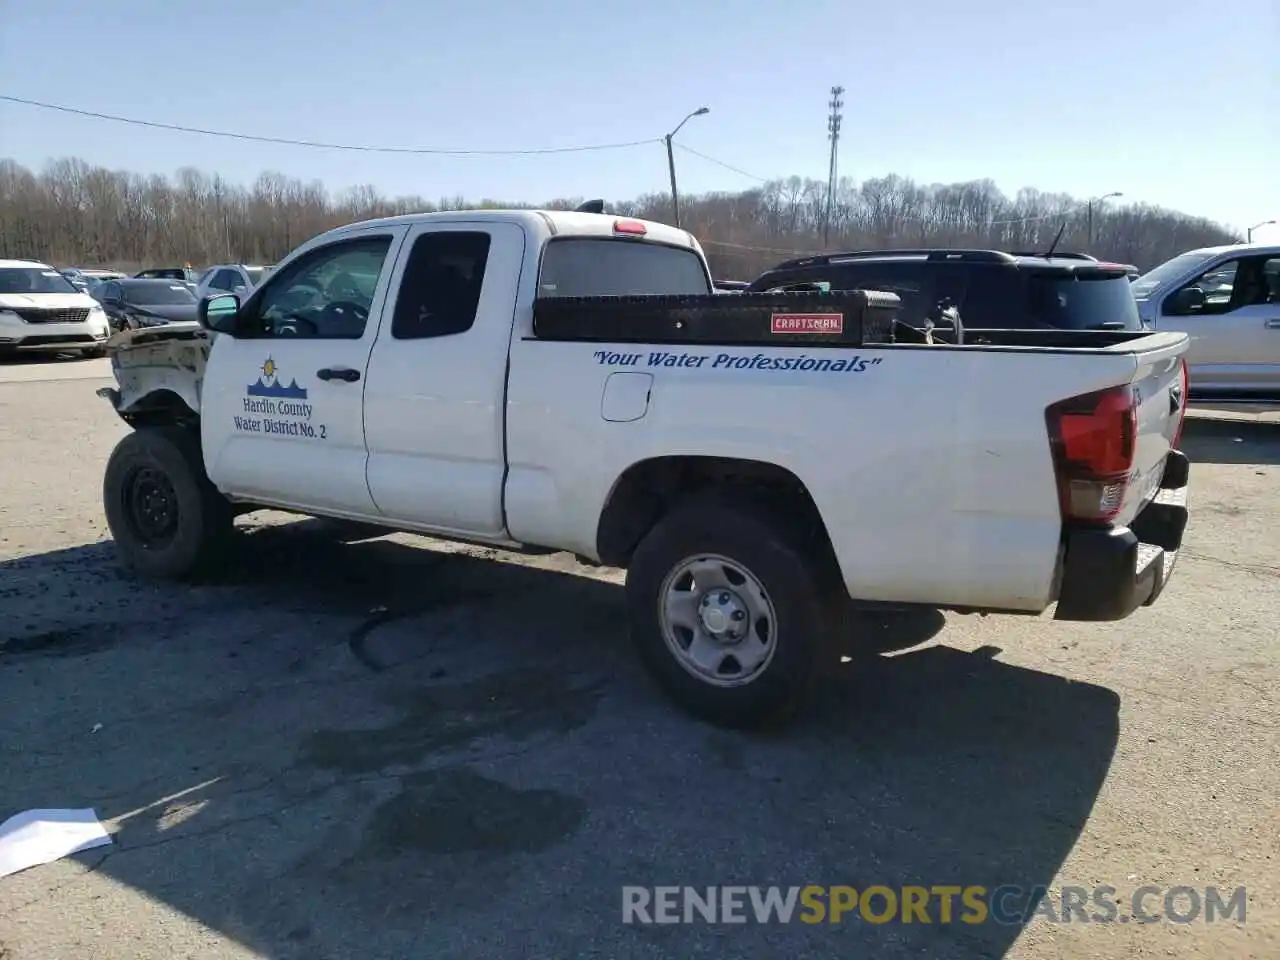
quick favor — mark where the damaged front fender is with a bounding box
[97,322,211,424]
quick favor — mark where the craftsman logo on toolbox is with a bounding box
[771,313,844,335]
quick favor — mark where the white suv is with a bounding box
[0,259,112,359]
[195,263,272,299]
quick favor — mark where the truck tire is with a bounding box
[626,497,835,728]
[103,426,233,581]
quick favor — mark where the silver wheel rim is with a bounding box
[658,553,778,688]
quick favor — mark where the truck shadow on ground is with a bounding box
[0,521,1120,960]
[1180,416,1280,466]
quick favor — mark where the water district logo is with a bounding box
[246,356,308,399]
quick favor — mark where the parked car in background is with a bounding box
[195,263,273,299]
[92,278,200,332]
[0,258,112,358]
[135,267,201,295]
[135,267,200,283]
[60,268,92,292]
[1131,242,1280,397]
[63,268,128,294]
[747,248,1144,331]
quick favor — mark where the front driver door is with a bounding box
[200,226,408,515]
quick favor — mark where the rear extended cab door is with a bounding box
[503,220,715,555]
[362,219,527,537]
[199,224,409,515]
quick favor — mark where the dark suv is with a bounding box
[746,249,1144,331]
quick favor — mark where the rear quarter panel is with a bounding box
[505,339,1148,612]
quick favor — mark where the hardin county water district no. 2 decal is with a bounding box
[246,355,308,399]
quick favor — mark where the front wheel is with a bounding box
[626,498,836,728]
[103,426,233,580]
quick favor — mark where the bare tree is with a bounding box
[0,156,1238,280]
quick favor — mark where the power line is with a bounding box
[0,94,662,156]
[1,94,1097,230]
[673,144,769,183]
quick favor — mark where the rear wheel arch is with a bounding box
[595,455,838,571]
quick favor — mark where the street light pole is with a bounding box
[663,107,709,228]
[1086,191,1123,247]
[1247,220,1276,243]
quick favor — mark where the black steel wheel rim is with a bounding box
[122,465,179,549]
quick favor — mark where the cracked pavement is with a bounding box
[0,356,1277,959]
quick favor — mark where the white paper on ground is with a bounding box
[0,808,113,879]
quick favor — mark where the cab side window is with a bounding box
[960,268,1022,328]
[1266,258,1280,303]
[240,235,393,339]
[1167,260,1239,316]
[391,231,491,340]
[1164,257,1279,317]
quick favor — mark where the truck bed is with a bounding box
[529,291,1178,353]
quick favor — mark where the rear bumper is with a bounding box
[1053,450,1190,622]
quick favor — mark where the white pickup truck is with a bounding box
[98,209,1193,727]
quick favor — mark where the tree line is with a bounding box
[0,156,1238,280]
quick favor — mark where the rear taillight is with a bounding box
[1170,357,1189,450]
[1046,384,1138,523]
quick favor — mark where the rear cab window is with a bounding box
[537,239,711,298]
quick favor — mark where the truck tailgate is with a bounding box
[1118,340,1188,527]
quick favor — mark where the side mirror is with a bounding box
[199,293,240,334]
[1165,287,1206,316]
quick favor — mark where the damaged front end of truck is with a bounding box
[95,322,211,429]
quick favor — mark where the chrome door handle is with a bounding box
[1265,319,1280,329]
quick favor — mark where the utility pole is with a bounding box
[664,136,681,227]
[824,86,844,248]
[664,107,709,228]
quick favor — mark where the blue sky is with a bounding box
[1,0,1277,241]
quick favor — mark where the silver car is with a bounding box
[1133,242,1280,396]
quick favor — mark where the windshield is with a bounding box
[1130,252,1216,300]
[123,282,198,306]
[0,267,80,295]
[245,267,268,286]
[1026,274,1142,330]
[538,239,710,298]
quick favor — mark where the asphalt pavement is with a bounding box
[0,355,1276,959]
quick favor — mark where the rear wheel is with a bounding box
[103,426,233,580]
[626,497,836,728]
